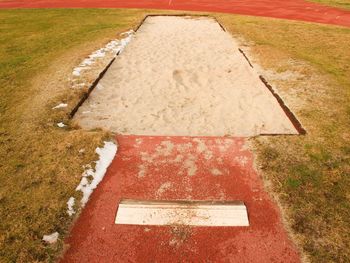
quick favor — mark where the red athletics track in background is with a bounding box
[61,136,300,262]
[0,0,350,27]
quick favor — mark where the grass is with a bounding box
[307,0,350,9]
[0,8,350,263]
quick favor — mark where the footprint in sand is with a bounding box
[173,69,184,85]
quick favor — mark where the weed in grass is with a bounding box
[286,177,302,189]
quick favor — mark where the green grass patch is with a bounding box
[307,0,350,9]
[286,177,302,189]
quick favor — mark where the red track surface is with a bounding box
[62,136,300,262]
[1,0,350,27]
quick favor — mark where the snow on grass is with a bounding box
[57,122,66,128]
[118,31,133,53]
[67,197,75,216]
[72,66,91,76]
[71,30,134,78]
[52,103,68,109]
[72,68,81,76]
[72,82,86,87]
[76,141,117,206]
[42,232,59,244]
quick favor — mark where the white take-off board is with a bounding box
[115,199,249,227]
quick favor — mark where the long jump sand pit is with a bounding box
[74,16,299,136]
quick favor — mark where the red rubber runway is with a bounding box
[62,136,300,262]
[1,0,350,27]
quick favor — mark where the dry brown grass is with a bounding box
[308,0,350,9]
[0,8,150,262]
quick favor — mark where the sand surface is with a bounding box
[74,16,297,136]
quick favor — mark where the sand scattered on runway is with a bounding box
[74,16,297,136]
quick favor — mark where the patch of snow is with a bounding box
[67,197,75,216]
[57,122,66,128]
[52,103,68,109]
[71,30,134,79]
[72,83,86,89]
[83,168,95,177]
[42,232,59,244]
[77,177,89,188]
[90,49,106,59]
[119,34,133,54]
[82,164,92,170]
[76,141,117,206]
[120,30,134,36]
[72,67,83,76]
[81,58,94,66]
[72,66,90,76]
